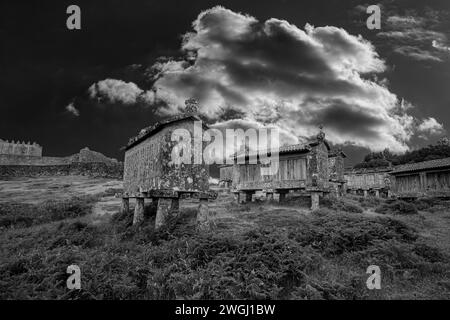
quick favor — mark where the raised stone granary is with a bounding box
[0,139,42,157]
[121,98,217,231]
[230,127,345,210]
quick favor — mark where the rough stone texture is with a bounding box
[266,192,274,201]
[121,198,129,213]
[311,192,320,210]
[155,198,179,230]
[123,119,209,195]
[0,162,123,179]
[197,199,214,232]
[133,198,145,225]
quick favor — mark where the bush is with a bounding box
[0,196,98,229]
[375,200,418,215]
[321,196,364,213]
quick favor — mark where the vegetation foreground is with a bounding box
[1,191,450,300]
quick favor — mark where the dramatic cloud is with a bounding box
[377,10,449,62]
[65,102,80,116]
[147,6,421,152]
[418,117,445,136]
[88,79,155,105]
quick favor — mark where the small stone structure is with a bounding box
[120,99,217,231]
[231,128,343,210]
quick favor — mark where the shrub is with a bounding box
[0,196,98,229]
[321,196,364,213]
[375,200,418,215]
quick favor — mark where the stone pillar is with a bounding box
[155,198,179,230]
[266,192,274,201]
[197,198,213,232]
[121,198,129,214]
[375,190,380,198]
[363,190,368,198]
[387,190,392,198]
[235,192,240,204]
[311,192,320,210]
[133,198,145,225]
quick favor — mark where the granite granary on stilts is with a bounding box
[119,99,217,231]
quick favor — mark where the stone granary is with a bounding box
[120,99,217,231]
[390,157,450,198]
[231,128,341,210]
[344,167,393,198]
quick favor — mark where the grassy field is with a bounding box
[0,177,449,299]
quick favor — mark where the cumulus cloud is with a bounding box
[65,102,80,116]
[88,78,155,105]
[418,117,445,135]
[145,6,423,152]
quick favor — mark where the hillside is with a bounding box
[0,179,449,299]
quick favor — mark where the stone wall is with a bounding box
[0,154,71,166]
[0,162,123,179]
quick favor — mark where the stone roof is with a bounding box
[124,99,210,151]
[391,157,450,174]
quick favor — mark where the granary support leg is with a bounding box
[310,192,320,211]
[121,198,129,214]
[197,198,214,232]
[266,192,274,201]
[363,190,368,198]
[155,197,179,230]
[277,191,287,203]
[133,198,145,225]
[234,192,240,204]
[375,189,380,198]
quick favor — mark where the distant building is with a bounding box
[390,157,450,198]
[344,167,393,198]
[0,139,42,157]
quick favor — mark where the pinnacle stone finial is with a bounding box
[184,98,199,114]
[317,124,325,141]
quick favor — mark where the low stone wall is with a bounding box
[0,162,123,179]
[0,154,71,166]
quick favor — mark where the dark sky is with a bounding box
[1,0,449,165]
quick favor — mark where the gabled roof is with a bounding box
[391,157,450,174]
[328,149,347,158]
[124,113,208,151]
